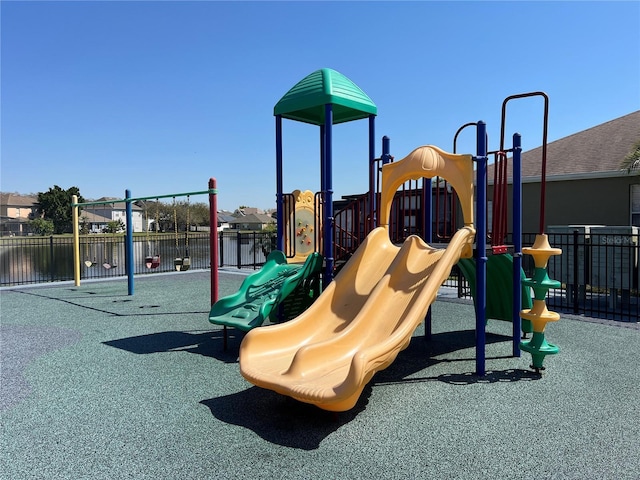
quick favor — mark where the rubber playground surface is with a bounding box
[1,269,639,480]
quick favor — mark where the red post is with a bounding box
[209,178,218,306]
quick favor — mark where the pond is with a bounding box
[0,232,272,286]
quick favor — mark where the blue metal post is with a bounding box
[512,133,523,356]
[275,115,284,252]
[377,136,392,229]
[424,176,433,340]
[323,104,334,285]
[368,115,376,231]
[381,136,392,165]
[475,121,487,376]
[320,125,326,192]
[125,189,134,296]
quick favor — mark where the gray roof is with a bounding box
[488,110,640,182]
[217,213,236,223]
[0,193,38,207]
[79,211,111,223]
[229,213,275,225]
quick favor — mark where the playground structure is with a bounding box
[208,250,323,349]
[211,70,378,339]
[236,69,562,410]
[71,179,220,303]
[241,145,476,411]
[274,68,378,286]
[67,68,562,410]
[283,189,321,264]
[209,191,326,342]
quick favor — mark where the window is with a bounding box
[632,184,640,227]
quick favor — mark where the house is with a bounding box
[228,213,275,231]
[233,207,264,217]
[0,193,38,236]
[0,194,145,235]
[81,198,144,233]
[79,210,112,233]
[489,110,640,233]
[217,211,236,232]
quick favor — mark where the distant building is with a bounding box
[233,207,264,217]
[217,211,236,232]
[84,198,144,233]
[0,194,145,235]
[228,213,275,231]
[0,193,38,235]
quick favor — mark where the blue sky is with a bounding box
[2,1,639,211]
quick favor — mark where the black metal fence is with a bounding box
[2,230,638,323]
[449,231,639,323]
[0,231,276,287]
[538,231,638,322]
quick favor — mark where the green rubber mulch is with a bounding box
[1,270,639,479]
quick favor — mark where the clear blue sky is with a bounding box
[2,1,639,211]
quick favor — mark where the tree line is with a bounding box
[30,185,211,236]
[139,200,210,233]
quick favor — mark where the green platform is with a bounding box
[208,250,322,332]
[457,254,532,332]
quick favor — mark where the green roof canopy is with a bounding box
[274,68,377,125]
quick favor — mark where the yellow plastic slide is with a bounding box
[240,145,476,411]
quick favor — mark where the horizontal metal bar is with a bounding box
[128,189,217,202]
[72,189,217,207]
[72,198,126,207]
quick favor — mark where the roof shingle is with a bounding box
[487,110,640,181]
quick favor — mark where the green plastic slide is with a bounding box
[457,254,533,333]
[209,250,323,332]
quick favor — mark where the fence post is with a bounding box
[236,231,242,269]
[573,229,579,314]
[251,231,255,268]
[218,231,224,267]
[49,235,55,282]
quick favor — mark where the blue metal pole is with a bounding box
[368,115,376,231]
[424,178,433,242]
[424,176,433,340]
[378,136,392,229]
[320,125,326,192]
[475,121,487,376]
[323,104,334,286]
[512,133,523,356]
[381,136,392,165]
[275,115,284,252]
[125,189,134,296]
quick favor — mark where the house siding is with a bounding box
[544,176,640,228]
[496,174,640,233]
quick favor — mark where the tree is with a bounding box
[29,218,55,236]
[36,186,85,234]
[189,202,210,227]
[621,140,640,173]
[104,219,125,234]
[79,215,90,234]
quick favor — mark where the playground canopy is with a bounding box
[274,68,377,125]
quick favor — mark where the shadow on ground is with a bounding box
[104,325,540,448]
[103,328,244,363]
[200,385,370,450]
[199,328,540,448]
[374,329,540,385]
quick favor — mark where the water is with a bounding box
[0,232,271,286]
